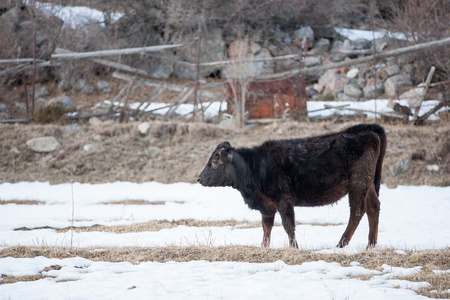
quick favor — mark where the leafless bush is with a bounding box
[223,36,256,128]
[387,0,450,82]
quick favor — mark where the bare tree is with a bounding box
[223,36,256,128]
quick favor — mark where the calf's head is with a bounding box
[197,141,236,187]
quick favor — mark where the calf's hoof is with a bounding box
[336,238,349,248]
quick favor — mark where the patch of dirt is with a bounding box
[0,119,448,187]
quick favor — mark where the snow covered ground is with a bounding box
[0,181,449,299]
[31,2,123,29]
[103,99,445,121]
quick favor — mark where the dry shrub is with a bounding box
[34,104,74,124]
[387,0,450,82]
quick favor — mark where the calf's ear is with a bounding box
[217,141,233,162]
[218,141,231,151]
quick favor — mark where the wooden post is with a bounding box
[193,18,202,122]
[411,66,435,121]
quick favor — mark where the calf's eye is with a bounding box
[212,160,218,165]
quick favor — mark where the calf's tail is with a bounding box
[371,124,387,196]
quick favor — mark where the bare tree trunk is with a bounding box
[31,28,36,115]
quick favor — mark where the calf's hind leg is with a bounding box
[366,184,380,248]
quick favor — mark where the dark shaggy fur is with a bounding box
[197,123,387,248]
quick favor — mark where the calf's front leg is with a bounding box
[278,202,298,248]
[261,215,275,247]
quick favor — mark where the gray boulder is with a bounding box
[173,28,225,79]
[293,26,314,47]
[384,74,413,97]
[353,39,371,50]
[338,93,357,102]
[138,122,151,135]
[363,79,384,99]
[344,83,362,99]
[26,137,60,152]
[0,104,11,116]
[331,39,354,52]
[83,85,94,94]
[97,81,110,91]
[313,38,330,52]
[0,6,63,60]
[35,87,50,98]
[46,96,74,108]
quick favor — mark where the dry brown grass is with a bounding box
[1,121,448,186]
[12,219,343,234]
[0,200,45,205]
[99,200,185,205]
[0,246,448,297]
[0,274,54,285]
[13,219,263,234]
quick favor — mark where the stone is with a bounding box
[35,87,50,98]
[10,146,20,154]
[313,38,330,52]
[384,64,401,76]
[399,84,427,108]
[83,85,94,94]
[173,28,224,79]
[353,39,371,50]
[304,56,321,67]
[15,102,27,110]
[147,59,173,78]
[347,68,359,79]
[331,39,354,52]
[83,144,96,153]
[138,122,151,135]
[384,74,413,97]
[293,26,314,47]
[74,78,87,91]
[26,136,60,152]
[0,6,63,60]
[363,79,384,99]
[46,96,74,108]
[426,164,439,172]
[65,123,81,134]
[344,83,362,99]
[338,93,357,102]
[330,54,345,62]
[58,80,70,92]
[147,147,160,156]
[224,47,274,78]
[97,80,110,91]
[89,117,102,126]
[313,83,324,94]
[219,114,236,128]
[0,104,10,116]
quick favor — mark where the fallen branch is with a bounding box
[55,48,149,76]
[259,36,450,79]
[415,100,449,125]
[323,104,405,119]
[112,71,222,100]
[51,44,183,60]
[0,118,31,123]
[307,104,350,114]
